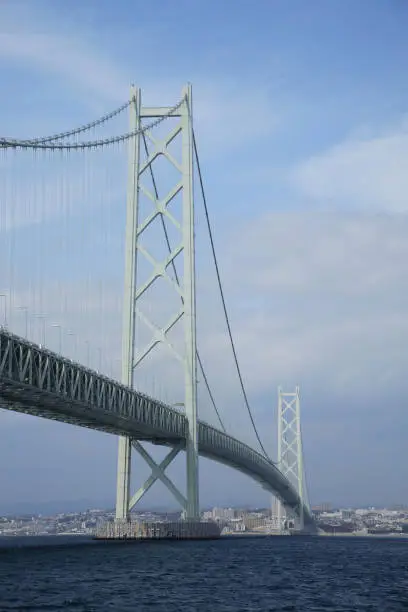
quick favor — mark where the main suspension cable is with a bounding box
[142,132,226,434]
[10,100,131,145]
[0,97,185,150]
[192,130,271,460]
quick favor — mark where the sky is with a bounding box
[1,0,408,513]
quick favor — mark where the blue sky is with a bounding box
[1,0,408,513]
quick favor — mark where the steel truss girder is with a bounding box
[129,441,186,511]
[0,328,314,526]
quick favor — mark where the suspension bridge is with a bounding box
[0,84,315,534]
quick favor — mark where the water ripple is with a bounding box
[0,535,407,610]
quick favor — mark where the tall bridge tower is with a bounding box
[116,84,199,521]
[273,386,306,532]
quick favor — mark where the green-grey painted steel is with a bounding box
[116,86,141,520]
[181,84,199,519]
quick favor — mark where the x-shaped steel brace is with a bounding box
[281,432,299,455]
[139,123,182,176]
[281,461,299,483]
[281,398,296,414]
[137,181,182,238]
[135,243,184,301]
[133,306,184,368]
[128,441,187,512]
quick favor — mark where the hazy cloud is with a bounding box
[293,122,408,212]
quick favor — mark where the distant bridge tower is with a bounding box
[115,84,199,521]
[273,386,305,532]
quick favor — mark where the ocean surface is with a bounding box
[0,535,407,611]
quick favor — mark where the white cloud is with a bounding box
[213,212,408,403]
[193,81,278,153]
[222,211,407,295]
[0,25,128,105]
[293,122,408,212]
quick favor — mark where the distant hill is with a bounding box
[0,499,114,516]
[0,499,181,516]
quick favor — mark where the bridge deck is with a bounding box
[0,329,314,526]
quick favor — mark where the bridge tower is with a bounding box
[115,84,199,521]
[274,387,305,532]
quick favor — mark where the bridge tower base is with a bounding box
[115,85,200,522]
[95,519,220,541]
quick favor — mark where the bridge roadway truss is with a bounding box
[0,329,314,527]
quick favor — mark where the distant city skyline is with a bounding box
[2,496,407,518]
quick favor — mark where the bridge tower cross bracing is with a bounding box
[115,84,199,521]
[275,386,305,532]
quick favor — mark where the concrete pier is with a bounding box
[94,520,221,541]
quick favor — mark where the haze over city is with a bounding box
[1,0,408,514]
